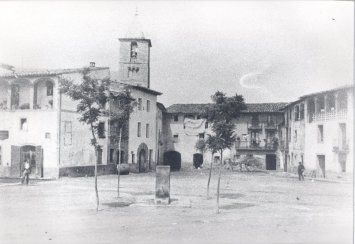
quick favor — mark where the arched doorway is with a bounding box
[137,143,148,173]
[139,149,146,173]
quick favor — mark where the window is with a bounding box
[173,134,179,143]
[184,114,194,119]
[146,100,150,112]
[45,132,51,139]
[128,67,133,78]
[110,149,114,163]
[205,121,208,129]
[146,124,150,138]
[197,115,201,120]
[137,122,141,137]
[46,81,53,96]
[116,150,124,164]
[131,153,135,164]
[97,147,103,165]
[288,128,291,142]
[199,133,205,139]
[98,122,105,138]
[294,105,300,121]
[64,121,72,145]
[174,115,179,122]
[138,98,142,110]
[20,118,27,131]
[300,103,304,120]
[318,125,324,143]
[294,130,297,143]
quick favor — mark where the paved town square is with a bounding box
[0,168,352,244]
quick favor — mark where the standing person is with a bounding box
[298,162,305,181]
[21,160,30,185]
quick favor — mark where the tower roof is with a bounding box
[125,9,145,39]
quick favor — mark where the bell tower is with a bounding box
[118,10,151,88]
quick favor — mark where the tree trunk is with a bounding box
[216,150,223,214]
[207,153,213,198]
[94,146,99,212]
[90,123,99,212]
[117,127,122,198]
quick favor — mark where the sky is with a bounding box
[0,1,353,106]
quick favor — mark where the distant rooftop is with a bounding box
[111,81,162,96]
[166,103,288,114]
[299,84,353,99]
[0,67,109,79]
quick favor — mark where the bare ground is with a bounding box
[0,167,353,244]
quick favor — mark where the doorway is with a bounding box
[317,155,326,178]
[266,154,276,170]
[139,149,146,173]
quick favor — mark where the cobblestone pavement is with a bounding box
[0,167,353,244]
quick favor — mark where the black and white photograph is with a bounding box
[0,1,353,243]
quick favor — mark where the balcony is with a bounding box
[265,121,278,131]
[248,123,262,131]
[235,139,278,152]
[311,109,347,123]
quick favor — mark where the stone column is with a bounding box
[6,83,11,110]
[334,92,338,115]
[314,97,318,121]
[324,94,328,113]
[29,83,34,109]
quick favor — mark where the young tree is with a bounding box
[204,135,218,199]
[195,138,207,168]
[60,68,110,212]
[203,91,246,213]
[109,87,136,197]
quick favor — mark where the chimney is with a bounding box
[90,62,95,67]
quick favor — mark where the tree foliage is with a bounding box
[202,91,246,213]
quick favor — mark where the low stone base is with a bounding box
[59,164,123,177]
[155,198,170,205]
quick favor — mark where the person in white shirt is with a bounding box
[21,160,30,185]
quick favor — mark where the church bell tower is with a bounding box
[118,10,151,88]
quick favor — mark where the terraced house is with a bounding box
[0,66,110,179]
[163,103,287,170]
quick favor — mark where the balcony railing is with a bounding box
[248,123,262,131]
[236,139,278,151]
[311,109,347,122]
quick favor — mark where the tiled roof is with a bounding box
[111,81,162,96]
[299,84,353,99]
[0,67,109,78]
[166,103,288,114]
[243,103,288,113]
[157,102,166,112]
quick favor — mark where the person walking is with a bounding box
[298,162,305,181]
[21,160,30,185]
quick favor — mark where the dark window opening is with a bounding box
[318,125,324,143]
[137,122,141,137]
[110,149,114,163]
[46,81,53,96]
[130,41,138,58]
[20,118,27,131]
[146,124,150,138]
[174,115,179,122]
[98,122,105,138]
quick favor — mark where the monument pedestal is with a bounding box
[155,166,170,204]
